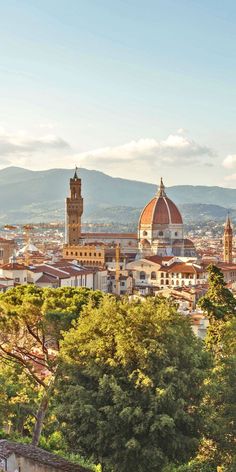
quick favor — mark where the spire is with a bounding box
[158,177,166,197]
[225,212,232,231]
[73,166,79,180]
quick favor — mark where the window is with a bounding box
[161,272,164,278]
[0,249,3,258]
[159,231,163,236]
[143,230,147,236]
[160,279,164,285]
[151,271,156,280]
[175,232,178,236]
[140,271,146,280]
[15,277,20,283]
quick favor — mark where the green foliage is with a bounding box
[198,265,236,321]
[57,297,209,472]
[200,319,236,470]
[0,361,39,436]
[0,285,103,442]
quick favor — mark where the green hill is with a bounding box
[0,166,235,223]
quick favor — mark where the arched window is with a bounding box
[151,271,156,280]
[161,272,164,278]
[160,279,164,285]
[176,280,179,286]
[166,279,169,285]
[140,271,146,280]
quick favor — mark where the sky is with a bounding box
[1,0,236,186]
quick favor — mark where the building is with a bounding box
[65,167,83,246]
[0,238,16,265]
[126,255,207,295]
[0,262,28,285]
[0,439,89,472]
[223,214,233,263]
[63,170,196,269]
[138,178,196,258]
[63,169,138,266]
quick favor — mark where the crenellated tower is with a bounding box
[223,214,233,263]
[65,168,83,245]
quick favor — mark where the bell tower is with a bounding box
[223,214,233,263]
[66,168,83,245]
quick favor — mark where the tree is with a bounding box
[200,318,236,470]
[58,297,209,472]
[198,265,236,321]
[0,360,39,437]
[0,285,104,446]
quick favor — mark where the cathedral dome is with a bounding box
[139,178,183,226]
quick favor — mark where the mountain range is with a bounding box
[1,166,236,224]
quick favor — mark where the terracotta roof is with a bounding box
[1,263,28,270]
[140,238,151,246]
[217,262,236,271]
[139,194,183,226]
[36,274,58,284]
[167,263,203,274]
[145,255,174,263]
[0,440,89,471]
[0,237,15,243]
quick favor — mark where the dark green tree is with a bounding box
[58,297,209,472]
[198,265,236,321]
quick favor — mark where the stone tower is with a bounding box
[65,168,83,245]
[223,214,233,263]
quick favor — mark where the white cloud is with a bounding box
[222,154,236,169]
[224,173,236,181]
[0,129,215,182]
[76,134,214,168]
[0,128,70,157]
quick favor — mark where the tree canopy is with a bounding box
[198,265,236,321]
[0,285,104,445]
[58,296,208,472]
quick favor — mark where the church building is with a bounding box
[138,178,196,258]
[63,170,196,266]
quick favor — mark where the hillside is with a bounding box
[0,166,236,223]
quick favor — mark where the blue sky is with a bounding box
[1,0,236,186]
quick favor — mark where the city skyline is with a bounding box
[1,1,236,186]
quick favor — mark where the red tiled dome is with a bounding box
[139,179,183,226]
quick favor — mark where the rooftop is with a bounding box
[0,440,90,472]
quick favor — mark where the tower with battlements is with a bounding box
[223,214,233,263]
[65,168,83,245]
